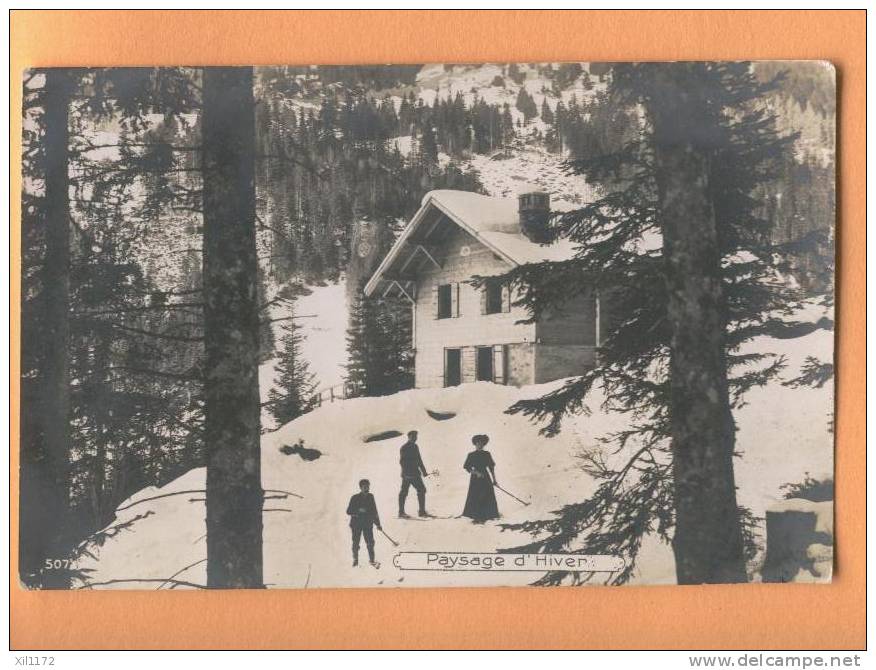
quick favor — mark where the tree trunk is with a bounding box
[650,64,748,584]
[20,69,75,588]
[201,67,264,588]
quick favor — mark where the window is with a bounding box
[437,284,452,319]
[444,348,462,386]
[482,279,510,315]
[475,346,494,381]
[475,345,506,384]
[484,280,503,315]
[437,283,458,319]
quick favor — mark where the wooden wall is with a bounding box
[536,290,598,346]
[534,344,596,383]
[413,220,535,388]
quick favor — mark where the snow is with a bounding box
[390,135,413,157]
[259,281,348,430]
[416,63,510,108]
[76,302,833,589]
[412,62,605,126]
[426,190,579,264]
[478,231,578,264]
[426,190,520,233]
[465,146,597,210]
[296,282,348,391]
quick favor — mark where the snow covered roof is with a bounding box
[420,190,520,233]
[364,190,577,296]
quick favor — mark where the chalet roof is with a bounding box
[364,190,577,297]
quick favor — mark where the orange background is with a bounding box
[9,10,866,650]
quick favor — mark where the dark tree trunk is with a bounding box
[201,67,264,588]
[20,69,75,588]
[650,65,748,584]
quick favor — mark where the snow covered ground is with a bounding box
[76,304,833,590]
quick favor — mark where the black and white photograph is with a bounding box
[19,61,835,591]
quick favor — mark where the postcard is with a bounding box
[19,61,835,590]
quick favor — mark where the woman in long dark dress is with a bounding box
[462,434,499,522]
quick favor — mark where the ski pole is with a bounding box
[494,483,530,506]
[378,527,399,546]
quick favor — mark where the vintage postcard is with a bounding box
[19,61,835,590]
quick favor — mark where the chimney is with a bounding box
[518,191,551,243]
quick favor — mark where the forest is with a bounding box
[19,62,834,588]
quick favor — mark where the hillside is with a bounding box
[75,306,833,590]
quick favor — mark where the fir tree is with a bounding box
[344,283,380,397]
[267,312,317,426]
[495,62,826,585]
[553,63,583,92]
[419,124,439,164]
[540,98,555,125]
[202,66,263,589]
[345,283,414,397]
[515,88,538,124]
[507,63,525,85]
[21,67,203,587]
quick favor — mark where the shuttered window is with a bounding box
[484,279,503,315]
[437,284,452,319]
[437,283,460,319]
[444,348,462,386]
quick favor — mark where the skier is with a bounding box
[462,434,499,523]
[346,479,382,567]
[398,430,429,518]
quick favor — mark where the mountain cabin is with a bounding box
[364,189,603,388]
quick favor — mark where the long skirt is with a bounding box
[462,475,499,521]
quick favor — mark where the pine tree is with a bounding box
[540,98,554,125]
[22,67,204,587]
[498,62,822,585]
[501,103,515,148]
[20,68,78,588]
[419,124,439,165]
[202,66,263,589]
[267,312,318,426]
[344,284,380,397]
[507,63,525,85]
[553,63,583,92]
[515,88,538,123]
[649,63,747,583]
[345,283,414,397]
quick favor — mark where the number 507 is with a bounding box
[43,558,72,570]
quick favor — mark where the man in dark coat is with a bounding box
[346,479,382,567]
[398,430,429,517]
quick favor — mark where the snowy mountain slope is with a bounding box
[76,309,832,590]
[465,145,596,209]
